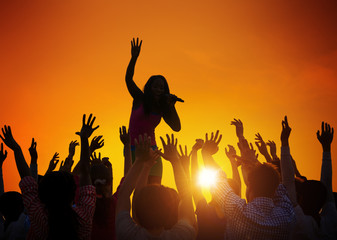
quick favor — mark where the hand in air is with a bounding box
[202,130,222,156]
[266,140,277,158]
[0,126,20,150]
[0,143,7,168]
[231,119,244,139]
[131,37,142,58]
[59,157,74,173]
[255,133,268,156]
[192,139,204,152]
[281,116,291,146]
[68,140,79,158]
[317,121,334,152]
[90,136,104,153]
[47,152,60,172]
[178,145,191,174]
[76,114,99,139]
[160,134,179,163]
[119,126,130,146]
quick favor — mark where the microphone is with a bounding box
[165,94,184,103]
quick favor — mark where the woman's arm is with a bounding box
[162,96,181,131]
[125,38,143,101]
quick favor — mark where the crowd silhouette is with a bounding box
[0,38,336,240]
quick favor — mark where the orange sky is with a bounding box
[0,0,337,195]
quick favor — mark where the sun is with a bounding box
[198,168,218,188]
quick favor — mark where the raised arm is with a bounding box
[267,140,279,162]
[280,116,297,206]
[45,152,59,174]
[201,131,222,169]
[116,134,152,214]
[28,138,38,180]
[190,139,206,206]
[317,121,334,202]
[89,136,104,155]
[76,114,99,186]
[231,118,245,142]
[0,143,7,195]
[119,126,132,176]
[160,134,195,226]
[0,126,30,179]
[178,144,191,180]
[255,133,273,163]
[58,140,78,173]
[125,37,143,101]
[225,144,241,197]
[236,139,261,187]
[68,140,79,162]
[132,143,159,218]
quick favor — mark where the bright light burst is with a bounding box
[198,168,218,187]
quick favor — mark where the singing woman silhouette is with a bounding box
[125,38,182,184]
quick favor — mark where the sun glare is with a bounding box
[198,168,218,188]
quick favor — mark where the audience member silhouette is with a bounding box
[115,134,196,239]
[281,117,337,239]
[90,127,129,240]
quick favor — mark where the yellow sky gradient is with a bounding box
[1,0,337,195]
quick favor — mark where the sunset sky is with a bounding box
[1,0,336,195]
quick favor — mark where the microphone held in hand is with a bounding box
[164,94,184,103]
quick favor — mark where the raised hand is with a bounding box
[0,126,30,178]
[89,136,104,154]
[255,133,272,162]
[178,145,191,177]
[0,143,7,168]
[46,152,59,173]
[68,140,79,158]
[202,130,222,156]
[59,157,74,173]
[134,134,153,163]
[76,114,99,139]
[281,116,291,147]
[225,144,237,161]
[317,122,334,152]
[159,134,179,163]
[0,125,20,150]
[119,126,130,146]
[225,144,242,196]
[192,139,204,152]
[28,138,38,164]
[231,118,244,139]
[131,37,142,58]
[266,140,278,160]
[237,139,260,166]
[255,133,268,156]
[90,152,102,166]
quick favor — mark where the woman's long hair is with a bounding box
[143,75,170,115]
[38,171,79,240]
